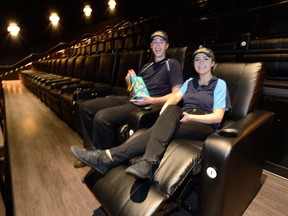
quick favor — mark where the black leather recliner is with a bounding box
[60,52,119,130]
[71,50,146,134]
[83,62,274,216]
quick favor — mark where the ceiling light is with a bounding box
[7,23,20,36]
[49,13,60,25]
[83,5,92,17]
[108,0,116,10]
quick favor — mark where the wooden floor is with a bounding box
[243,171,288,216]
[3,80,101,216]
[2,80,288,216]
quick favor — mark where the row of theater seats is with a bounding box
[205,36,288,87]
[63,18,159,58]
[20,47,192,136]
[66,30,151,57]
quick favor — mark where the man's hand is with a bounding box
[125,69,137,87]
[130,95,154,106]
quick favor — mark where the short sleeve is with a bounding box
[213,79,228,109]
[179,78,193,94]
[168,59,184,87]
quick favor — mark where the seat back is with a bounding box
[166,46,194,80]
[73,56,86,79]
[59,58,68,76]
[115,51,145,87]
[124,34,137,51]
[49,59,57,74]
[65,56,76,77]
[46,59,52,73]
[111,50,146,95]
[82,54,100,82]
[96,53,118,84]
[166,46,190,70]
[54,59,62,75]
[213,62,265,121]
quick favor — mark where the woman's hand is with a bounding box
[179,112,190,122]
[180,108,226,124]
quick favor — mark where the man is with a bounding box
[74,30,183,168]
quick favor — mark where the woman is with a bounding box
[71,47,231,179]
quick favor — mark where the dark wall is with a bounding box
[154,0,288,45]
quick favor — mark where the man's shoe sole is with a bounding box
[73,160,87,168]
[71,146,105,174]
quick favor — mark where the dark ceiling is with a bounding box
[0,0,170,59]
[0,0,286,61]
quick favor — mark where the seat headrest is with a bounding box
[214,62,265,120]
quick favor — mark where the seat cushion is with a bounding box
[89,139,203,216]
[154,139,203,196]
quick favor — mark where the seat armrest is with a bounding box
[50,79,80,90]
[72,87,112,100]
[61,81,94,93]
[128,104,163,131]
[44,77,70,85]
[199,110,274,216]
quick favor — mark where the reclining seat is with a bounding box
[83,62,274,216]
[60,54,100,128]
[73,50,146,134]
[61,52,121,132]
[34,58,69,99]
[20,60,44,92]
[48,55,86,117]
[22,58,63,97]
[40,56,81,106]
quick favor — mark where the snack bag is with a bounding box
[128,74,150,99]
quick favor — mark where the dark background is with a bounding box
[0,0,184,60]
[0,0,287,61]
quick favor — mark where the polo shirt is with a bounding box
[138,58,183,97]
[180,76,231,114]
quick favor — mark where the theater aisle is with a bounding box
[3,80,100,216]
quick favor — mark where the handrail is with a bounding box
[0,42,71,74]
[0,16,130,77]
[43,42,70,55]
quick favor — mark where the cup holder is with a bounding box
[218,129,238,138]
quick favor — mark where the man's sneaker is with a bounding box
[71,145,112,174]
[73,159,87,168]
[73,147,96,168]
[125,158,153,179]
